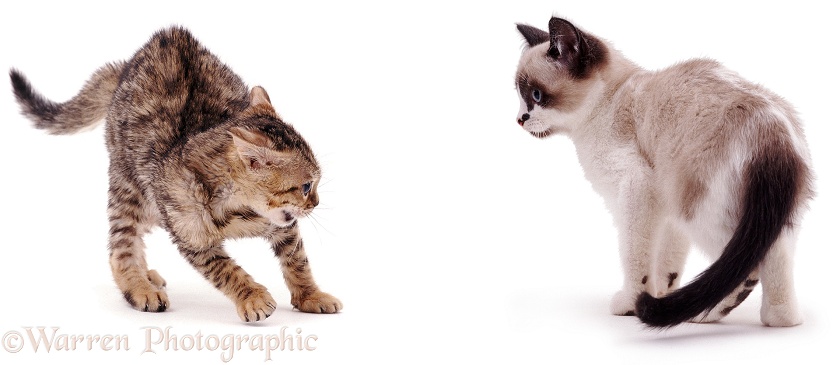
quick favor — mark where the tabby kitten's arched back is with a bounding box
[10,26,341,322]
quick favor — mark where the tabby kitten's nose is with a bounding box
[518,113,530,126]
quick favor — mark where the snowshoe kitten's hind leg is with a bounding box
[759,228,803,327]
[177,244,277,322]
[268,226,342,314]
[107,173,169,312]
[689,270,759,323]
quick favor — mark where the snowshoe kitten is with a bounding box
[10,26,342,322]
[514,18,813,327]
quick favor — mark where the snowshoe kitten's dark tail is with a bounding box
[10,62,125,134]
[635,129,809,328]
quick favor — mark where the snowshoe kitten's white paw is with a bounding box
[761,302,803,327]
[610,290,638,316]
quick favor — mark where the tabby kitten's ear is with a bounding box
[228,126,292,170]
[250,86,274,111]
[516,23,549,47]
[546,17,602,79]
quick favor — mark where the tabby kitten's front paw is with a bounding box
[293,291,343,314]
[123,286,169,313]
[236,289,277,322]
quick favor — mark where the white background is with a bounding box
[1,1,837,364]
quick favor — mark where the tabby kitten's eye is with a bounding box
[532,89,542,103]
[302,182,312,196]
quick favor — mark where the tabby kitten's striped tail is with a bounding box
[10,62,125,134]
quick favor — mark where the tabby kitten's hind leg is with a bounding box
[268,227,342,314]
[147,269,167,289]
[107,175,169,312]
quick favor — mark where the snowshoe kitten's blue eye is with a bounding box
[302,182,312,196]
[532,89,542,103]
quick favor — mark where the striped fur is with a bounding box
[10,27,341,321]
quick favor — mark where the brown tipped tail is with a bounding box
[10,61,125,134]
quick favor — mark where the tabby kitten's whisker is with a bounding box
[307,211,334,238]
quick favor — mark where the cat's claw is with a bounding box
[292,291,343,314]
[236,290,277,322]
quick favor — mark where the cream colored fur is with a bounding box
[515,21,811,326]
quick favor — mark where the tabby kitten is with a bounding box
[10,26,342,322]
[515,18,812,327]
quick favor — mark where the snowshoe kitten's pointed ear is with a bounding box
[249,86,273,108]
[547,17,604,79]
[517,23,550,47]
[228,126,290,170]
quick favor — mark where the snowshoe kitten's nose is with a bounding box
[518,113,530,126]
